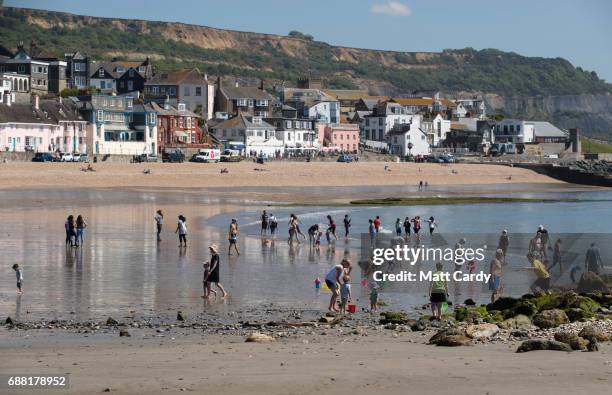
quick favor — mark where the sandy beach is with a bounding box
[0,161,561,190]
[2,329,611,395]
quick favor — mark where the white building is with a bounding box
[494,119,535,144]
[386,121,430,157]
[307,101,340,124]
[421,113,451,147]
[361,102,417,149]
[211,113,283,156]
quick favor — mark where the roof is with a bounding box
[211,113,274,130]
[147,68,207,85]
[149,101,199,118]
[90,60,148,79]
[220,84,275,101]
[392,97,456,108]
[322,89,369,101]
[528,121,567,137]
[0,99,84,124]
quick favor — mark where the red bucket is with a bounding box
[347,304,357,313]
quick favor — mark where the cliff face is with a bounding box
[1,6,611,138]
[484,93,612,138]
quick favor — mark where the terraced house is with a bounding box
[79,94,157,156]
[144,68,214,120]
[150,101,201,153]
[215,79,274,118]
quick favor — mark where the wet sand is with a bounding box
[2,330,611,395]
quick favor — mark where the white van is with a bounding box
[193,148,221,163]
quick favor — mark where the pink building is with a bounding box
[322,123,360,153]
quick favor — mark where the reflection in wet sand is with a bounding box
[1,187,610,322]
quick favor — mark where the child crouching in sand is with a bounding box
[202,261,217,298]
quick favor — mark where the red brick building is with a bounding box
[151,101,202,153]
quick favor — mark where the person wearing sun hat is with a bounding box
[205,244,227,297]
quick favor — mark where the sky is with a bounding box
[5,0,612,81]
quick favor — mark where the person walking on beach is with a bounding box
[368,219,376,246]
[497,230,509,265]
[418,180,423,191]
[395,218,402,236]
[67,215,77,247]
[489,249,504,303]
[585,242,603,274]
[429,262,448,321]
[269,213,278,236]
[343,214,351,238]
[288,214,299,245]
[228,219,240,256]
[294,214,306,240]
[154,210,164,242]
[373,216,381,233]
[260,210,269,235]
[75,214,87,247]
[12,263,23,294]
[326,215,338,241]
[202,261,217,298]
[537,225,550,258]
[325,259,352,312]
[175,215,187,247]
[427,216,436,235]
[403,217,411,239]
[205,245,227,298]
[65,216,72,246]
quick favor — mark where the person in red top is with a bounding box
[373,216,382,232]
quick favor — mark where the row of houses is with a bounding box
[0,43,570,158]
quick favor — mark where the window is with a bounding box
[517,125,521,132]
[178,103,186,111]
[74,62,85,72]
[97,110,103,120]
[378,118,383,126]
[18,65,25,73]
[138,66,145,73]
[256,99,268,106]
[195,87,202,96]
[100,81,106,89]
[285,121,291,129]
[127,81,133,91]
[117,66,125,73]
[129,69,134,77]
[248,99,254,107]
[257,131,263,137]
[152,86,159,94]
[184,86,190,96]
[99,68,105,77]
[237,98,247,106]
[168,87,176,95]
[365,119,370,126]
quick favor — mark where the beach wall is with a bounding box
[0,151,35,162]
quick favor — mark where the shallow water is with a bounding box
[0,187,611,321]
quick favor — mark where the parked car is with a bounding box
[60,153,74,162]
[191,149,220,163]
[439,154,455,163]
[32,152,54,162]
[133,154,158,163]
[79,154,89,162]
[220,149,242,162]
[162,150,185,163]
[72,153,81,162]
[404,154,415,162]
[337,154,354,163]
[425,155,443,163]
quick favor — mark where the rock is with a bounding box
[245,333,275,343]
[587,339,599,352]
[106,317,119,326]
[487,297,519,312]
[566,308,590,322]
[410,320,427,332]
[577,272,609,293]
[5,317,13,325]
[499,314,532,329]
[119,329,130,337]
[103,388,111,392]
[176,311,186,321]
[384,323,397,330]
[516,340,572,353]
[597,307,611,315]
[464,298,476,306]
[532,309,569,329]
[510,329,530,339]
[579,326,609,342]
[379,311,408,325]
[465,323,499,340]
[554,332,588,350]
[570,337,589,351]
[428,328,466,345]
[436,335,472,347]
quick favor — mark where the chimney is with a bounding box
[164,95,171,110]
[569,128,581,153]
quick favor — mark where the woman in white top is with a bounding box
[175,215,187,247]
[325,259,352,312]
